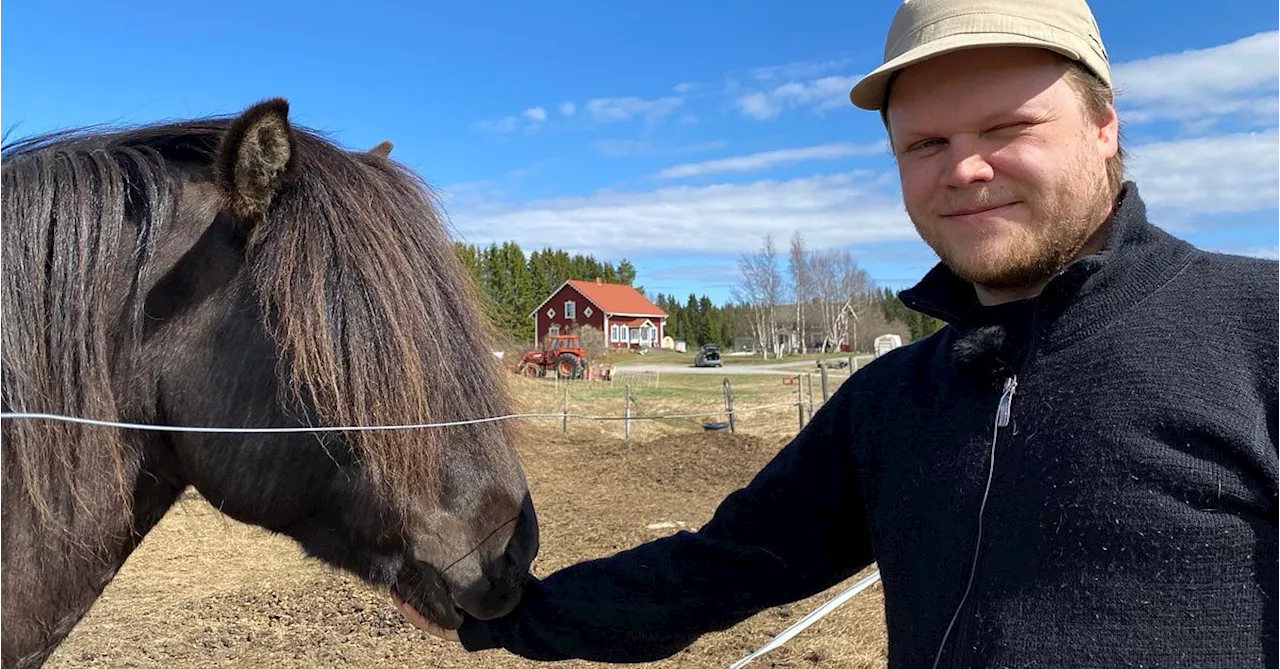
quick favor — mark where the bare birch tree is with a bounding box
[789,231,810,355]
[809,248,874,350]
[731,234,784,358]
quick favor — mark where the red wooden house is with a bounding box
[530,278,668,349]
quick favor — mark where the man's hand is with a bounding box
[391,593,460,642]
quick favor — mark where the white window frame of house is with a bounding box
[620,325,629,343]
[564,300,576,319]
[610,324,619,342]
[549,324,560,336]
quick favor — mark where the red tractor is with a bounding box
[518,334,590,379]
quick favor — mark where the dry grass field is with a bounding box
[44,371,888,669]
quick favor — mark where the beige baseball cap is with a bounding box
[849,0,1112,110]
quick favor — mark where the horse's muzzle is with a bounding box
[452,492,539,621]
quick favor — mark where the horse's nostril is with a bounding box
[505,493,540,567]
[451,494,539,621]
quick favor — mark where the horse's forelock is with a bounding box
[246,131,516,514]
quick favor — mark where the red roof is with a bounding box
[566,279,667,317]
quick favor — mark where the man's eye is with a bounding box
[907,138,944,152]
[990,122,1029,133]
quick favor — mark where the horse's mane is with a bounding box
[1,116,514,542]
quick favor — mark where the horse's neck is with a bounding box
[2,514,130,668]
[1,457,185,669]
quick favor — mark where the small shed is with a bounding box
[874,334,903,357]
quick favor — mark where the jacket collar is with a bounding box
[899,182,1197,352]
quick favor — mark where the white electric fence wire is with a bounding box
[728,570,882,669]
[0,402,800,434]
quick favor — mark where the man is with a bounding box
[397,1,1279,666]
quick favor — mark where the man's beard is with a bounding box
[917,169,1112,291]
[955,206,1097,290]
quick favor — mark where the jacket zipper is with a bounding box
[933,373,1018,669]
[996,375,1017,428]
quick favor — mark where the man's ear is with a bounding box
[369,140,394,158]
[1095,102,1120,161]
[215,98,298,219]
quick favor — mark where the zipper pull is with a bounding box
[996,375,1017,427]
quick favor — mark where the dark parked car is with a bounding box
[694,344,723,368]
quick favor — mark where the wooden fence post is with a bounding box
[562,385,568,434]
[820,365,830,402]
[723,378,736,433]
[624,384,632,440]
[796,376,805,432]
[806,374,814,421]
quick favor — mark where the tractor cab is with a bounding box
[518,334,589,379]
[546,334,580,354]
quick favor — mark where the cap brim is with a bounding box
[849,33,1083,111]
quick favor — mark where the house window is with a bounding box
[549,324,560,336]
[564,300,576,319]
[610,324,619,342]
[583,306,593,318]
[546,307,555,318]
[620,325,629,343]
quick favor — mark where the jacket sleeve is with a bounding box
[455,380,875,663]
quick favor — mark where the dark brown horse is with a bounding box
[0,99,538,668]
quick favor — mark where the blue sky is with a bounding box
[5,1,1277,303]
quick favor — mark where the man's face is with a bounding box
[886,47,1119,300]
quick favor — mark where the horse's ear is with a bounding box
[216,98,297,219]
[369,140,393,158]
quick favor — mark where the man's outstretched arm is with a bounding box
[445,382,875,663]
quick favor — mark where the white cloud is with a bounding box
[559,102,576,117]
[1113,31,1279,127]
[656,141,887,179]
[1239,246,1280,260]
[472,108,550,133]
[447,171,912,258]
[735,75,860,120]
[1127,129,1279,215]
[470,116,520,133]
[523,106,548,125]
[585,96,684,123]
[591,139,729,158]
[673,82,696,94]
[750,58,853,82]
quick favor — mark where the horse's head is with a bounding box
[2,98,537,636]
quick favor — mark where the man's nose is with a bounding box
[942,141,995,188]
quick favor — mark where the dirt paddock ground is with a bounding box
[46,424,888,668]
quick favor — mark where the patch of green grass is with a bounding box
[505,368,855,442]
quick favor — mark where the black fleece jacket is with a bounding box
[458,183,1279,668]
